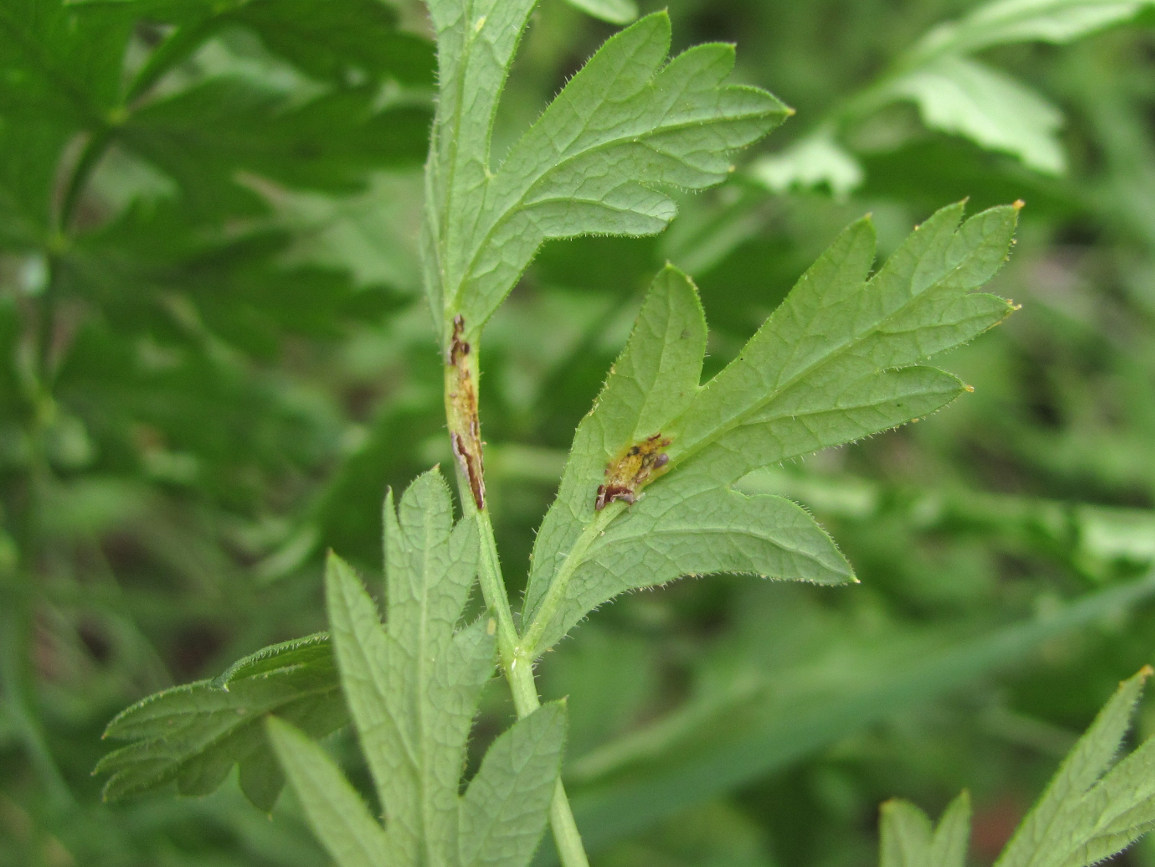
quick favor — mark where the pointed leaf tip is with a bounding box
[525,201,1017,652]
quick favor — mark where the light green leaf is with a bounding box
[929,791,972,866]
[996,667,1155,867]
[879,799,935,867]
[424,9,788,345]
[459,702,568,866]
[892,0,1155,175]
[523,202,1017,655]
[285,470,564,865]
[880,792,970,867]
[266,716,401,867]
[96,632,344,811]
[750,132,864,197]
[1060,737,1155,864]
[889,56,1065,174]
[423,0,538,323]
[915,0,1155,57]
[561,0,638,24]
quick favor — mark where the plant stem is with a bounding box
[444,339,590,867]
[472,510,590,867]
[518,507,616,660]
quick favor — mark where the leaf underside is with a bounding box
[423,8,790,345]
[882,666,1155,867]
[272,472,567,867]
[995,666,1155,867]
[523,200,1019,654]
[96,633,343,811]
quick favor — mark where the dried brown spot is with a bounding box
[451,431,486,511]
[447,315,485,510]
[594,433,672,511]
[448,314,470,366]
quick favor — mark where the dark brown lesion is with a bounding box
[447,315,486,510]
[447,313,470,366]
[594,433,672,511]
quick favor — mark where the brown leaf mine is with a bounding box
[594,433,672,511]
[448,315,486,510]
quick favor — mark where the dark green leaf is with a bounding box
[120,79,430,217]
[96,633,344,811]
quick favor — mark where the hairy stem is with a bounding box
[443,338,590,867]
[518,506,617,660]
[476,512,590,867]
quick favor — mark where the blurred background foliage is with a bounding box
[2,0,1155,864]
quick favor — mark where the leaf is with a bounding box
[266,716,401,867]
[96,633,345,811]
[284,470,565,865]
[773,0,1155,193]
[120,78,430,217]
[996,666,1155,867]
[750,132,864,198]
[65,198,406,358]
[423,9,788,343]
[887,0,1155,175]
[522,202,1018,655]
[0,0,130,122]
[930,792,972,866]
[225,0,435,87]
[459,702,568,867]
[71,0,435,88]
[914,0,1155,57]
[880,792,970,867]
[0,0,132,239]
[889,56,1065,174]
[879,799,935,867]
[560,0,639,25]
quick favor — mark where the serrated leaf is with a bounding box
[121,78,430,217]
[64,199,404,358]
[226,0,435,86]
[0,0,132,238]
[294,470,565,865]
[0,0,130,122]
[889,56,1065,174]
[996,667,1155,867]
[71,0,434,88]
[880,792,970,867]
[211,632,333,688]
[267,716,403,867]
[96,632,344,811]
[459,702,568,866]
[423,9,788,343]
[523,202,1017,654]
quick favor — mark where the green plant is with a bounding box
[5,0,1155,864]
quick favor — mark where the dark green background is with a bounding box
[3,0,1155,864]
